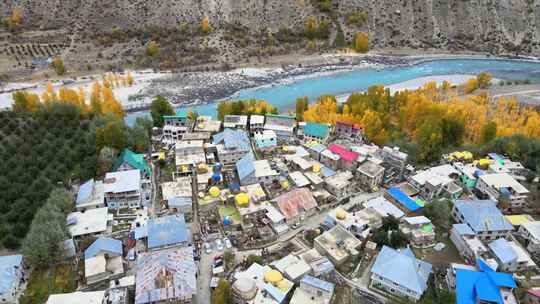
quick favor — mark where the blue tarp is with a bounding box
[387,187,422,211]
[76,179,94,205]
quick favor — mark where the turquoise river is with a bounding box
[126,58,540,125]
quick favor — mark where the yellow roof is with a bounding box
[254,188,266,197]
[505,215,533,226]
[235,193,249,206]
[209,186,220,198]
[313,164,321,173]
[335,209,347,220]
[478,159,492,167]
[463,151,473,160]
[281,180,289,189]
[264,270,283,284]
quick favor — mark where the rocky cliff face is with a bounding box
[1,0,539,73]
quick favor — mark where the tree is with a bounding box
[441,115,465,147]
[223,250,235,271]
[353,32,369,53]
[51,58,66,76]
[422,200,451,229]
[417,118,444,162]
[146,41,160,58]
[98,146,117,176]
[389,230,409,248]
[481,121,498,144]
[9,7,23,26]
[21,188,71,268]
[150,96,174,128]
[201,16,212,34]
[381,215,400,231]
[129,118,151,152]
[212,279,233,304]
[126,72,134,86]
[477,72,492,89]
[304,17,318,39]
[245,254,263,267]
[295,97,308,121]
[318,19,330,39]
[12,91,40,113]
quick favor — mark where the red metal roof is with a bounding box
[337,121,363,129]
[328,144,359,162]
[274,188,317,220]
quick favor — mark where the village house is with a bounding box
[327,144,360,171]
[75,178,105,211]
[236,153,280,186]
[271,254,311,282]
[451,199,513,242]
[147,214,189,251]
[162,110,194,144]
[324,207,377,239]
[320,149,340,170]
[213,128,252,165]
[249,115,265,133]
[408,164,463,201]
[274,188,318,224]
[289,275,335,304]
[301,122,330,143]
[370,246,432,302]
[289,171,311,188]
[175,140,206,171]
[488,238,537,272]
[363,196,405,219]
[379,146,408,178]
[450,224,490,264]
[323,171,355,200]
[46,291,106,304]
[518,221,540,254]
[356,160,385,192]
[112,149,152,181]
[160,176,193,217]
[400,216,436,248]
[314,225,362,265]
[526,288,540,304]
[446,260,517,304]
[194,115,222,133]
[135,247,197,304]
[223,115,248,129]
[264,114,296,140]
[84,237,124,285]
[181,131,212,142]
[304,142,327,162]
[254,129,277,149]
[233,263,294,304]
[298,249,335,277]
[104,169,144,210]
[475,173,530,211]
[335,120,362,141]
[0,255,25,304]
[487,153,527,178]
[67,207,113,238]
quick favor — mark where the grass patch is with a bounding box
[20,264,76,304]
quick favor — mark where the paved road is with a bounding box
[195,251,218,304]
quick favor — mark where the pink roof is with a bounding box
[274,188,317,220]
[328,144,359,162]
[529,289,540,298]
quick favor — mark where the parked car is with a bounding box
[204,242,212,254]
[224,238,232,249]
[215,239,224,251]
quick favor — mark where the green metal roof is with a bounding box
[304,122,329,139]
[112,149,152,176]
[163,109,188,119]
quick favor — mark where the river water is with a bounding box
[124,58,540,125]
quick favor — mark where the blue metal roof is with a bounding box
[386,187,421,211]
[0,255,23,294]
[301,275,334,293]
[264,283,287,303]
[236,153,255,181]
[85,237,123,259]
[488,153,504,162]
[456,259,516,304]
[76,179,94,205]
[147,214,188,249]
[453,200,513,233]
[320,166,336,178]
[168,196,192,208]
[309,143,327,153]
[489,239,518,265]
[371,246,432,295]
[453,223,475,236]
[213,128,251,151]
[304,122,329,139]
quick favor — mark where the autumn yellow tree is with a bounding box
[126,72,134,86]
[353,32,369,53]
[10,7,23,26]
[91,81,103,115]
[303,95,339,124]
[361,109,388,145]
[51,57,66,75]
[305,17,318,39]
[201,16,212,34]
[102,86,125,119]
[12,91,40,113]
[146,41,160,58]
